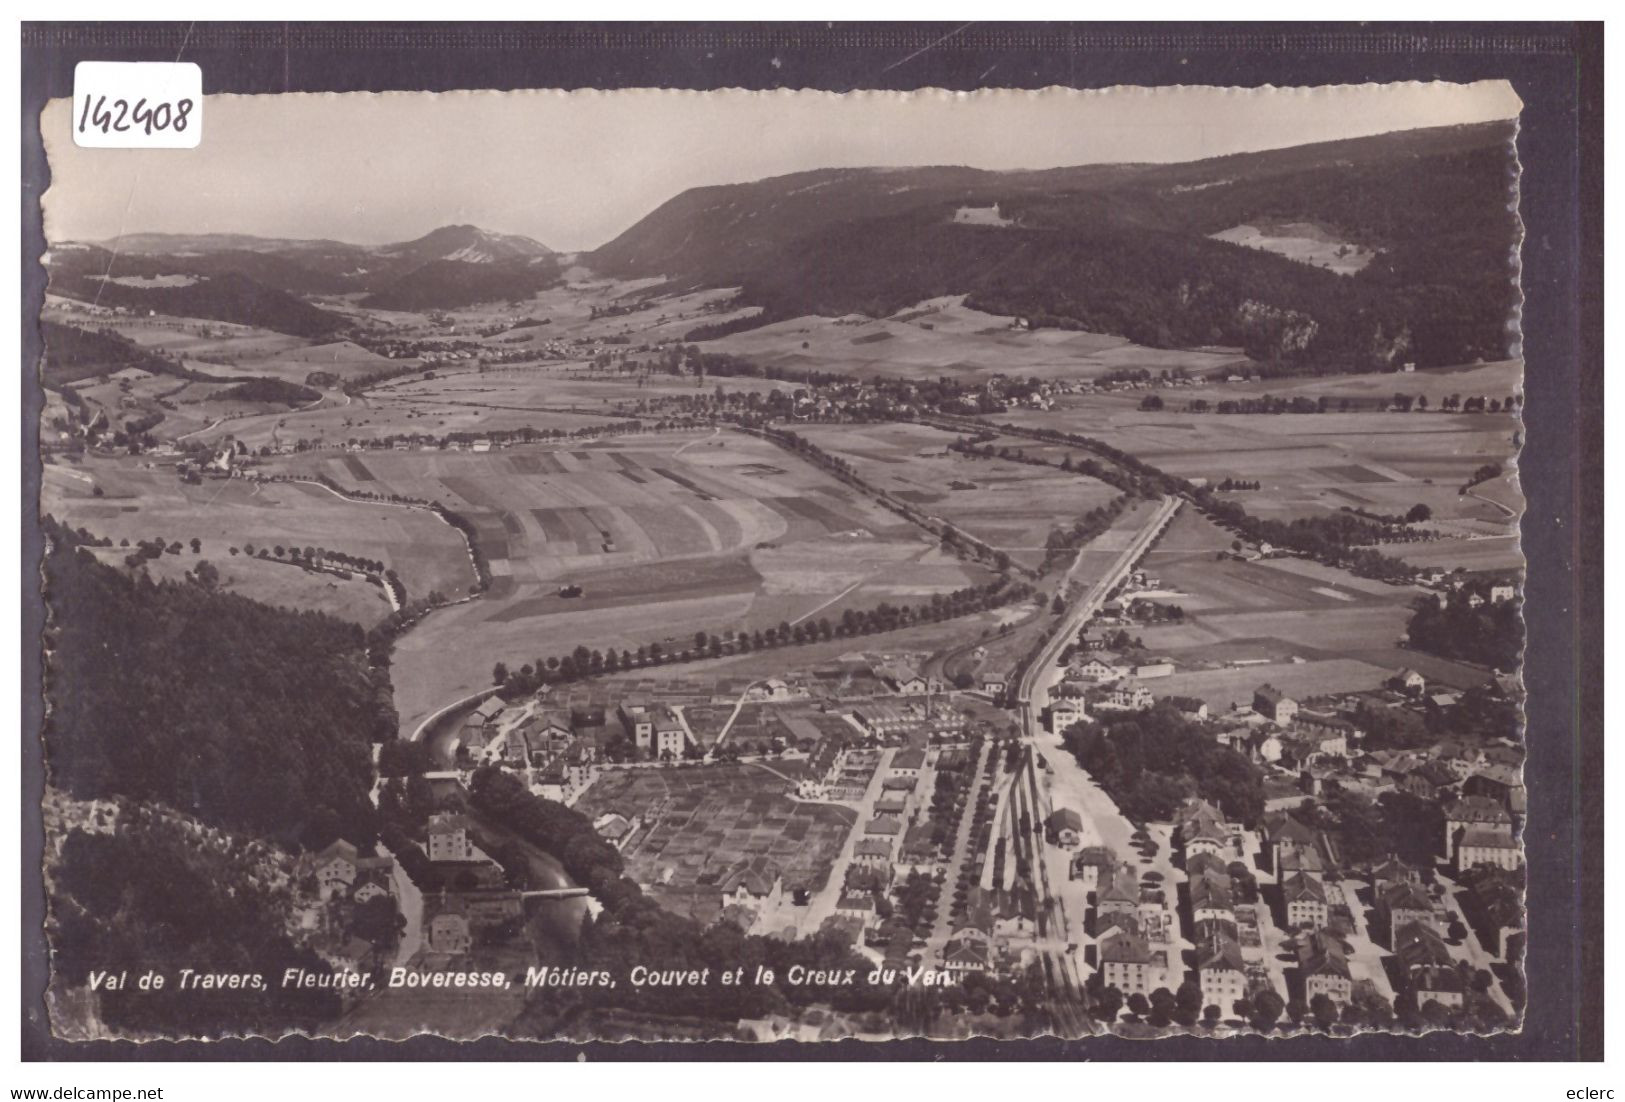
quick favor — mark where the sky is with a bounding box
[42,82,1522,253]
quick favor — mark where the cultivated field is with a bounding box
[794,421,1123,570]
[575,764,856,929]
[41,455,476,613]
[307,430,993,735]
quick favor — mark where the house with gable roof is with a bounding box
[1045,808,1084,848]
[1198,934,1248,1010]
[1282,871,1329,930]
[1444,796,1515,859]
[1253,684,1299,725]
[1379,879,1439,946]
[1070,845,1116,891]
[426,812,476,864]
[313,839,359,900]
[1098,926,1174,996]
[1296,930,1353,1004]
[718,856,783,911]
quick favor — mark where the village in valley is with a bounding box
[38,115,1529,1043]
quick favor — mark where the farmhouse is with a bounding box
[1403,761,1461,802]
[459,720,495,759]
[1292,710,1359,754]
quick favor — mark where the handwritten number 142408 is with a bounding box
[78,94,195,136]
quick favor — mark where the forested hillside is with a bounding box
[39,321,184,388]
[591,121,1520,373]
[361,256,563,311]
[46,253,350,338]
[41,518,393,849]
[49,821,342,1037]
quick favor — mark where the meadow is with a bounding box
[1000,381,1523,552]
[41,455,477,615]
[705,295,1250,383]
[87,542,393,626]
[1130,510,1490,701]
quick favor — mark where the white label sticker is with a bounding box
[72,62,202,149]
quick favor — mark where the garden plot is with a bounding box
[575,765,856,926]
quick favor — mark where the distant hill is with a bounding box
[45,249,352,339]
[51,224,560,315]
[589,121,1521,372]
[96,232,354,255]
[376,224,553,265]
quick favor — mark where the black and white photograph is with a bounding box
[16,20,1602,1075]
